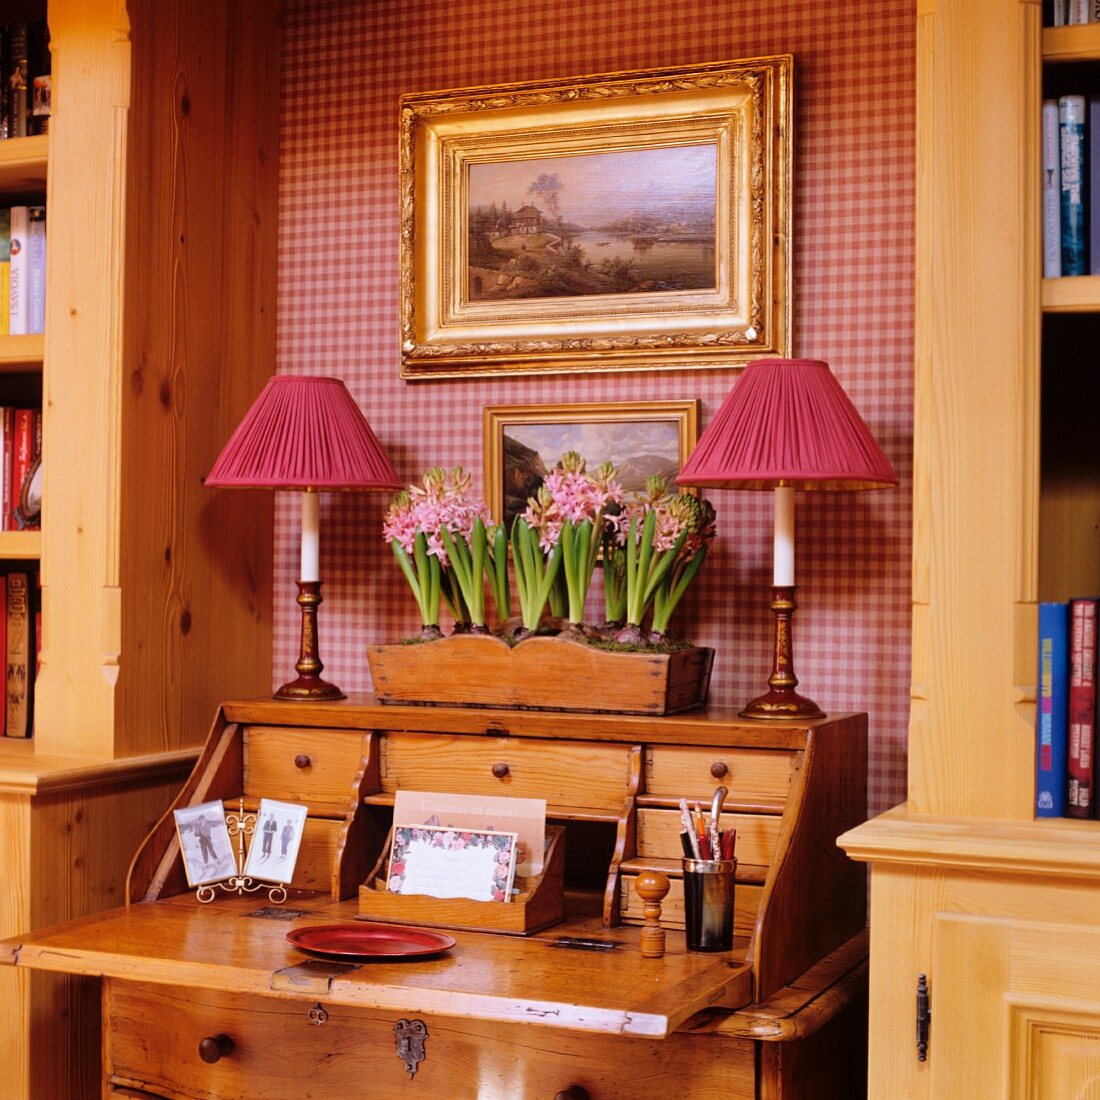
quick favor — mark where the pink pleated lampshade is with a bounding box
[676,358,898,491]
[206,375,402,490]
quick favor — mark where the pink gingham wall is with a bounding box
[277,0,915,816]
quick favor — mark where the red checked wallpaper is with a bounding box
[276,0,915,814]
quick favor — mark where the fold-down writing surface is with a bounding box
[0,894,752,1039]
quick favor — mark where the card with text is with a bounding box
[386,823,518,903]
[392,790,546,877]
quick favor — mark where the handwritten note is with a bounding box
[386,824,517,903]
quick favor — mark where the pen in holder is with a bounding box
[681,856,737,952]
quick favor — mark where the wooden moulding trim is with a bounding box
[222,695,852,750]
[0,747,199,795]
[685,928,868,1041]
[839,803,1100,879]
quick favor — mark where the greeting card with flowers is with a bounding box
[386,823,518,903]
[393,789,546,877]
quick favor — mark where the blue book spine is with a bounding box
[1060,96,1088,276]
[1090,97,1100,273]
[1036,601,1070,816]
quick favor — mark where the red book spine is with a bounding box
[10,408,33,530]
[1067,597,1098,818]
[0,408,10,532]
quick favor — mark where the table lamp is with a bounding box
[206,375,401,701]
[676,358,897,720]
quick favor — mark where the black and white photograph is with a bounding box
[243,798,308,885]
[173,800,236,887]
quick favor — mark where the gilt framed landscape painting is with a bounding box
[399,56,792,378]
[483,400,699,532]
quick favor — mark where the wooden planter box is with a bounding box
[366,633,713,716]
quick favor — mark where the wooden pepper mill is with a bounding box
[635,870,671,959]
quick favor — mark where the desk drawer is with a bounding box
[636,807,782,867]
[105,981,755,1100]
[243,727,369,814]
[644,746,797,808]
[381,732,636,815]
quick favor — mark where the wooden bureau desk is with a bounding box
[2,697,869,1099]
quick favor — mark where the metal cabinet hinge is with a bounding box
[916,973,931,1062]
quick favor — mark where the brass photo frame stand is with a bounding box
[196,799,288,905]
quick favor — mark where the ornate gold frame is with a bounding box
[400,56,792,379]
[483,400,699,527]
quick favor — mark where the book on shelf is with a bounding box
[8,205,28,335]
[27,21,49,137]
[10,407,36,531]
[1060,95,1088,277]
[1066,597,1098,818]
[27,206,44,334]
[0,573,6,735]
[1036,601,1070,817]
[5,569,33,738]
[0,406,41,531]
[1089,96,1100,275]
[8,23,27,140]
[1043,99,1062,279]
[0,27,9,143]
[1,407,12,531]
[0,208,10,337]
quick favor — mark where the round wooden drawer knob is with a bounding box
[554,1088,590,1100]
[710,761,728,778]
[294,754,312,769]
[198,1034,235,1063]
[491,762,510,778]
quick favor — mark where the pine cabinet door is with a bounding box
[930,914,1100,1098]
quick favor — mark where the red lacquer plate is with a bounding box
[286,922,456,960]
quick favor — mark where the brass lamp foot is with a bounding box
[740,585,825,721]
[275,580,345,702]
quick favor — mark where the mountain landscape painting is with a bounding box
[500,417,685,532]
[466,143,718,303]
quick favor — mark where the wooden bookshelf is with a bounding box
[0,133,47,193]
[843,3,1100,1096]
[0,530,39,559]
[0,2,281,1096]
[0,333,43,371]
[1042,274,1100,311]
[1040,25,1100,311]
[1042,22,1100,63]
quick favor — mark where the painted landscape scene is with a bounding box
[500,418,683,532]
[467,144,718,302]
